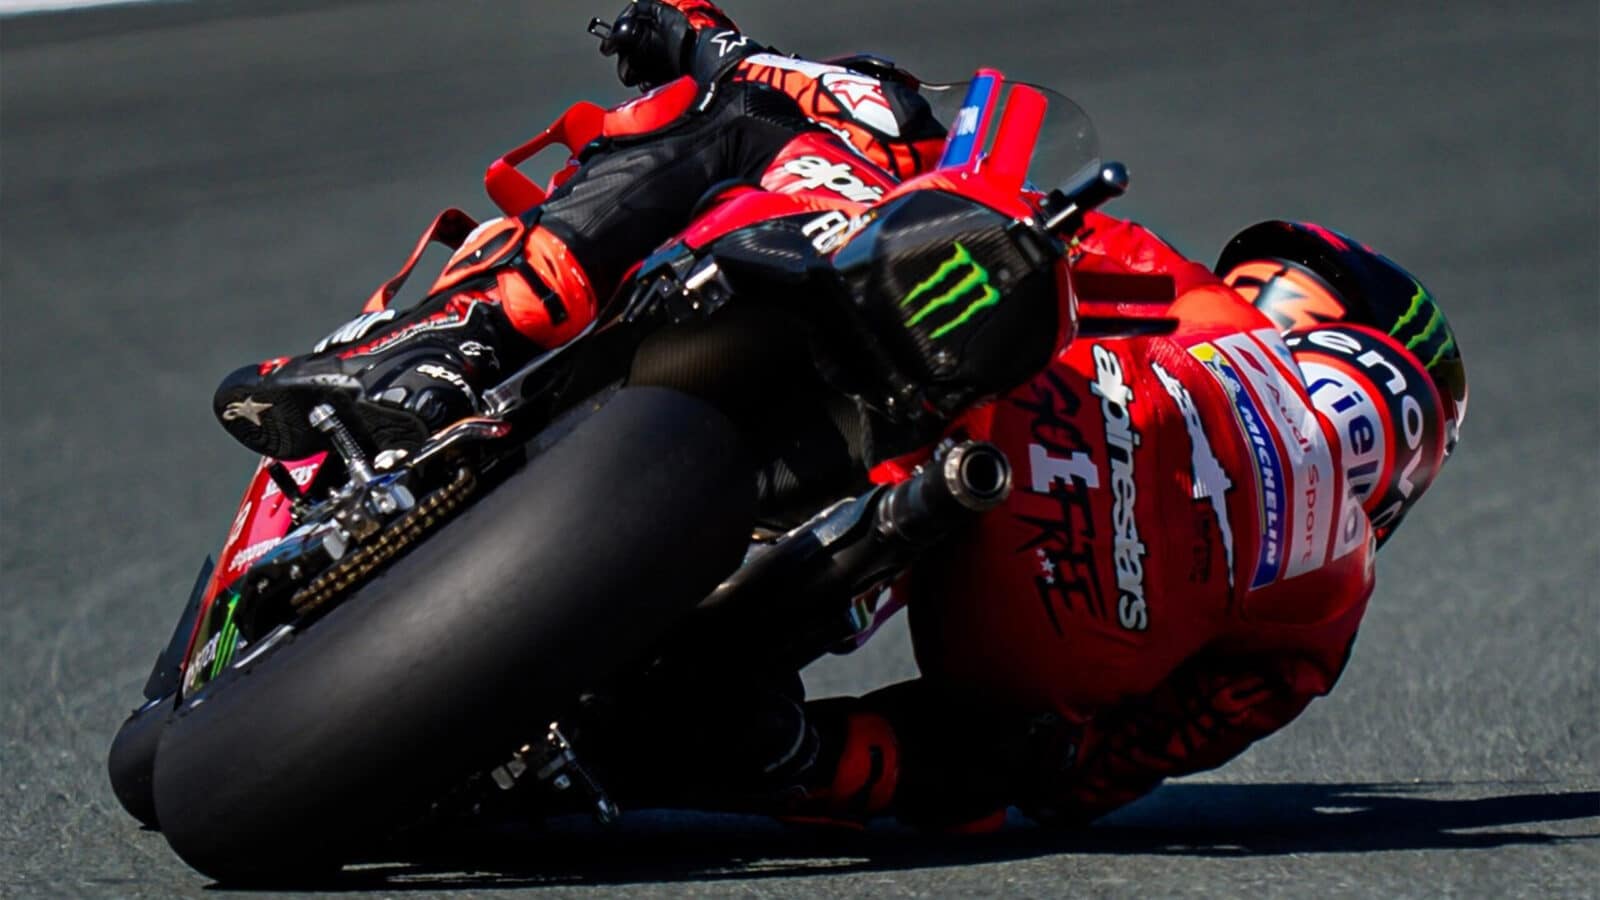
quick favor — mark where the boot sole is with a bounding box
[215,382,430,461]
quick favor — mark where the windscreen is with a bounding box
[921,75,1101,194]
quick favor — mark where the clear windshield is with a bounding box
[921,76,1100,195]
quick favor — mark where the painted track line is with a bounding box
[0,0,183,16]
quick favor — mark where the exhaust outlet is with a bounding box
[877,441,1012,543]
[941,441,1013,511]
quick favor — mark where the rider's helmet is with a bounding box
[1216,220,1467,545]
[596,0,740,88]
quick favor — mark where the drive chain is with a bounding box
[290,467,477,616]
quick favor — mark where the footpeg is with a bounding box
[490,723,619,825]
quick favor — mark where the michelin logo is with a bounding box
[1192,343,1286,590]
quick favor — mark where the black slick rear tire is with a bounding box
[151,387,754,884]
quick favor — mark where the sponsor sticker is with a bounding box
[262,462,319,499]
[1300,359,1381,562]
[900,242,1000,340]
[1090,345,1148,632]
[1289,324,1437,539]
[225,499,253,548]
[228,536,283,575]
[1214,331,1336,581]
[779,155,886,203]
[953,105,980,138]
[1191,342,1287,590]
[802,209,871,254]
[939,73,997,168]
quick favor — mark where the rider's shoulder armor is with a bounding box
[731,53,948,178]
[686,27,766,85]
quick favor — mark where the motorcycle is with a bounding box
[106,67,1133,883]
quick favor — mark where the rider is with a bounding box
[774,220,1469,831]
[210,1,1468,830]
[212,0,974,464]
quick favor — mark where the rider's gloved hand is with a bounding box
[594,0,741,89]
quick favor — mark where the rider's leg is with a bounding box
[213,83,807,458]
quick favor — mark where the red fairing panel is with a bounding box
[181,454,327,672]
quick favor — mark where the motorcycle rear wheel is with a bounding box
[151,387,754,884]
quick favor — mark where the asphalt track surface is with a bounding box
[2,0,1597,896]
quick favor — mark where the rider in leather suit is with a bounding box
[212,0,963,464]
[211,1,1467,831]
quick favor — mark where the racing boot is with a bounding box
[213,291,538,460]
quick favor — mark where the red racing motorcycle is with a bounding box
[107,69,1132,883]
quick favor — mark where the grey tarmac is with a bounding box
[2,0,1595,896]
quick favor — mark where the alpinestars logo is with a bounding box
[1153,362,1236,588]
[222,397,274,427]
[820,71,901,137]
[780,155,885,203]
[900,242,1001,340]
[415,363,475,401]
[709,30,749,58]
[1090,345,1148,632]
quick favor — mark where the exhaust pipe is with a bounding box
[877,441,1012,543]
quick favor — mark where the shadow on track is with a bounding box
[217,782,1599,892]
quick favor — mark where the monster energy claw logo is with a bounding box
[209,594,242,679]
[900,242,1001,340]
[1389,280,1456,371]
